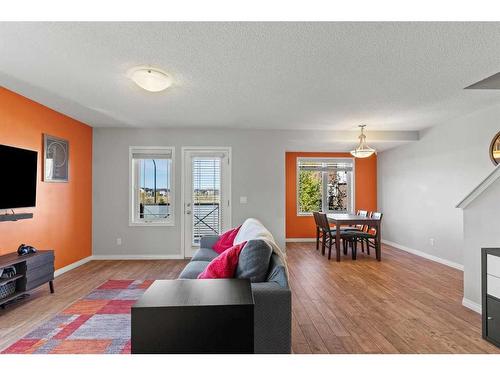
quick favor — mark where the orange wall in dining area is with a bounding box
[285,152,377,239]
[0,87,92,270]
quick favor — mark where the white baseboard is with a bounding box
[54,256,93,277]
[462,298,482,314]
[92,254,184,260]
[382,239,464,271]
[285,238,316,243]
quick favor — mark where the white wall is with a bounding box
[463,178,500,309]
[378,103,500,266]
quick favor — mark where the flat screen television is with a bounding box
[0,144,38,209]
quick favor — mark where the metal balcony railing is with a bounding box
[192,202,220,243]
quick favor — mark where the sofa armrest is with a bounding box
[199,235,220,249]
[251,282,291,354]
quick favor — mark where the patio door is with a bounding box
[182,148,231,258]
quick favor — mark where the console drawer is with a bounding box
[487,275,500,300]
[27,264,54,280]
[25,252,54,270]
[488,254,500,278]
[487,296,500,344]
[19,253,54,292]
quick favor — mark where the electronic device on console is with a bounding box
[17,244,37,256]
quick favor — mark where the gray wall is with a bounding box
[378,103,500,266]
[93,128,286,257]
[463,178,500,308]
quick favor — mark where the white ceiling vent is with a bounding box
[465,72,500,89]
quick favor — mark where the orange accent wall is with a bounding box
[285,152,377,239]
[0,87,92,270]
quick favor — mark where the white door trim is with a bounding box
[181,146,232,258]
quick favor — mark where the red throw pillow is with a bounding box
[198,241,247,279]
[212,225,242,254]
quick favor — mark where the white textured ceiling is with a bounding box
[1,22,500,130]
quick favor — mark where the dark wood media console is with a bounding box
[0,250,54,308]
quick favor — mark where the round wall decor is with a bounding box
[490,131,500,166]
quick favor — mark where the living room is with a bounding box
[2,1,500,373]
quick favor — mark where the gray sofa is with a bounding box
[178,234,291,354]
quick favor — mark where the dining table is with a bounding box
[327,213,382,262]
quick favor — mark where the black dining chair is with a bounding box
[344,209,368,232]
[355,210,368,231]
[359,211,372,254]
[312,211,322,251]
[344,212,383,260]
[316,212,358,260]
[316,212,336,259]
[340,210,368,254]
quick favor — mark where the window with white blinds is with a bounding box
[129,147,175,226]
[297,158,354,215]
[192,157,223,244]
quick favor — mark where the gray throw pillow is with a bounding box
[235,239,273,283]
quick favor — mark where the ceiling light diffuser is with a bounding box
[127,66,172,92]
[350,125,376,158]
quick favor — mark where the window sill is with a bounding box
[129,221,175,227]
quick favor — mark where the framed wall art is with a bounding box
[43,134,69,182]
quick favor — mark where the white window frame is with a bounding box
[296,157,355,216]
[129,146,175,226]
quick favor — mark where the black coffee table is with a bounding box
[131,278,255,354]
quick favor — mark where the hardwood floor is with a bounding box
[1,243,499,353]
[288,242,499,353]
[0,259,188,352]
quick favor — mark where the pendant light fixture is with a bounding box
[350,125,376,158]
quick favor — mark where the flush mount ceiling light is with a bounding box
[350,125,376,158]
[127,66,172,92]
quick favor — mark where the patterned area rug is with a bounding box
[2,279,154,354]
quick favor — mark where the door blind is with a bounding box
[192,157,222,244]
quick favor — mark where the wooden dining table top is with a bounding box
[326,213,381,223]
